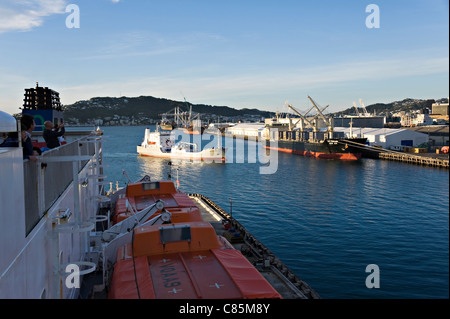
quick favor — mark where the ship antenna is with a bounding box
[122,169,132,184]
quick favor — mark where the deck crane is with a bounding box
[293,104,329,128]
[286,103,315,129]
[284,101,318,130]
[285,100,329,128]
[307,96,334,139]
[286,99,330,141]
[286,102,316,141]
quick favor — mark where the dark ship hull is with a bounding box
[264,137,367,160]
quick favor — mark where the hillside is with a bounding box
[63,96,274,125]
[62,95,448,126]
[333,98,446,116]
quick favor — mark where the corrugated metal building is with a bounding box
[333,127,428,149]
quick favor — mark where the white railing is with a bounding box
[23,135,97,236]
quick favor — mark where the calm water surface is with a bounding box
[93,125,448,299]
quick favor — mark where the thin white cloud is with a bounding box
[74,30,226,61]
[0,0,67,33]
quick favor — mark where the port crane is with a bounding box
[353,102,361,116]
[353,99,370,117]
[359,99,370,116]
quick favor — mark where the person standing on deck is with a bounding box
[21,114,37,162]
[43,121,65,149]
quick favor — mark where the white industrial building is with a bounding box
[333,127,429,149]
[225,123,266,139]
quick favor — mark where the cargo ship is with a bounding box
[264,136,367,160]
[264,96,367,160]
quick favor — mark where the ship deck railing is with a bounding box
[23,133,99,236]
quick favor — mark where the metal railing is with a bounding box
[23,136,97,236]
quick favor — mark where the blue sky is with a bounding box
[0,0,448,115]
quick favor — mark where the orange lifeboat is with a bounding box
[109,221,281,299]
[107,178,282,299]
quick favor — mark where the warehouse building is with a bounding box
[224,123,265,139]
[333,127,428,150]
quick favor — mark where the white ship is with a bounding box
[137,126,226,162]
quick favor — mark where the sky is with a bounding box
[0,0,448,115]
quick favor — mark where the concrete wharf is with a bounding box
[378,152,449,168]
[342,139,449,169]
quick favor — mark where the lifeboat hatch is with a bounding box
[159,225,191,244]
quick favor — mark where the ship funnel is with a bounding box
[144,128,150,143]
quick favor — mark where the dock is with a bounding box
[378,152,449,168]
[342,139,449,169]
[188,193,320,299]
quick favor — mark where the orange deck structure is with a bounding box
[112,180,203,224]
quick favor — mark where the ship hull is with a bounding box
[264,138,367,160]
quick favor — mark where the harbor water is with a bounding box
[92,125,448,299]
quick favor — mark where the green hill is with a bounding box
[333,98,440,116]
[63,96,274,125]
